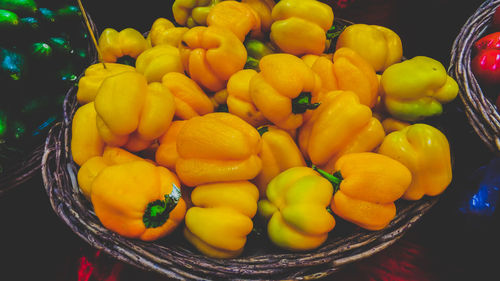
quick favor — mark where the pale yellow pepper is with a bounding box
[147,17,189,47]
[135,44,184,83]
[336,24,403,72]
[71,102,105,166]
[184,181,259,258]
[98,27,150,63]
[377,123,453,200]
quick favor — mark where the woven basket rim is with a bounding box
[41,18,440,280]
[448,0,500,153]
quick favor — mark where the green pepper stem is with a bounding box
[291,92,320,114]
[312,165,342,194]
[143,183,181,228]
[257,126,269,136]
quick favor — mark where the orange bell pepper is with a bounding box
[298,90,385,172]
[226,69,268,127]
[175,112,262,187]
[207,0,262,41]
[161,72,214,120]
[91,160,186,241]
[249,53,321,130]
[319,152,412,231]
[332,47,379,108]
[242,0,275,33]
[179,25,247,92]
[155,120,188,171]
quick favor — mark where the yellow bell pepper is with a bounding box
[71,102,105,167]
[298,90,385,172]
[377,123,453,200]
[135,44,184,83]
[161,72,214,120]
[179,25,247,92]
[332,47,379,108]
[98,27,151,63]
[184,181,259,258]
[381,56,459,121]
[253,125,306,198]
[155,120,187,171]
[249,53,321,130]
[94,71,175,151]
[172,0,222,27]
[270,0,334,56]
[336,24,403,72]
[175,112,262,187]
[257,166,335,251]
[77,146,147,199]
[209,88,229,110]
[147,17,189,47]
[301,54,338,97]
[381,117,411,134]
[91,160,187,241]
[322,152,412,231]
[207,0,262,41]
[242,0,275,33]
[226,69,268,127]
[76,62,135,105]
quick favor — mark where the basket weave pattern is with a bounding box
[449,0,500,152]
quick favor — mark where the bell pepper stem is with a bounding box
[291,92,320,114]
[257,126,269,136]
[312,165,342,193]
[143,183,181,228]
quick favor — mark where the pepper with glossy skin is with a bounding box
[179,25,247,92]
[76,62,135,105]
[94,71,175,151]
[332,47,379,108]
[270,0,334,56]
[381,56,459,121]
[161,72,214,120]
[71,102,105,167]
[323,152,412,231]
[175,112,262,187]
[226,69,268,127]
[98,27,150,63]
[257,166,335,251]
[249,53,321,130]
[77,146,147,199]
[242,0,275,33]
[172,0,222,28]
[336,24,403,72]
[298,90,385,172]
[377,123,452,201]
[207,0,262,41]
[147,17,189,47]
[254,125,306,198]
[471,48,500,87]
[91,160,186,241]
[155,120,187,171]
[184,181,259,258]
[301,54,338,97]
[135,44,184,83]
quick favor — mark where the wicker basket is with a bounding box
[449,0,500,153]
[41,19,440,280]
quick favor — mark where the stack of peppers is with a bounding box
[0,0,92,174]
[70,0,459,258]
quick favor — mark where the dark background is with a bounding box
[2,0,499,280]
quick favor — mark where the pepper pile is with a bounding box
[72,0,457,258]
[471,5,500,108]
[0,0,91,174]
